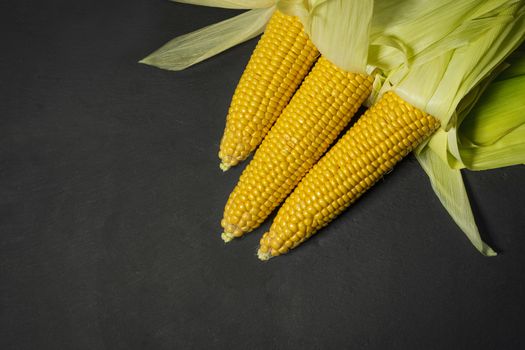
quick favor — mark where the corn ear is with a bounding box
[219,10,319,170]
[221,57,373,241]
[258,92,440,259]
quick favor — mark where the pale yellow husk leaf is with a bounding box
[416,146,497,256]
[278,0,373,73]
[140,7,275,71]
[390,1,525,128]
[172,0,275,9]
[368,0,511,72]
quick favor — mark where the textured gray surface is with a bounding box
[1,1,525,349]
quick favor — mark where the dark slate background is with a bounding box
[1,1,524,349]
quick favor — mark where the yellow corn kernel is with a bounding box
[219,10,319,171]
[221,57,373,242]
[258,91,440,259]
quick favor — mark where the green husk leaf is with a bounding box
[460,76,525,147]
[172,0,275,9]
[456,72,525,170]
[140,7,275,71]
[416,146,496,256]
[459,125,525,170]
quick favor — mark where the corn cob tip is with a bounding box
[219,162,230,172]
[257,249,272,261]
[221,231,235,243]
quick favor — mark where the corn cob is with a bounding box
[221,57,374,242]
[258,92,441,259]
[219,10,319,171]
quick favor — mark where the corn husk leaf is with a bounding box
[365,0,494,106]
[416,145,496,256]
[459,125,525,170]
[140,7,275,71]
[425,51,525,171]
[368,0,510,72]
[453,55,525,170]
[368,0,513,106]
[147,0,511,73]
[172,0,274,9]
[278,0,373,73]
[391,1,525,128]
